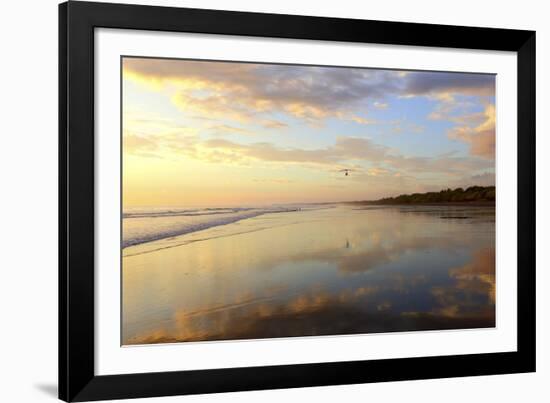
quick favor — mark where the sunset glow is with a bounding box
[122,58,495,207]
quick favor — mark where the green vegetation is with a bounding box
[359,186,495,205]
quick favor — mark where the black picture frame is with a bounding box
[59,1,536,401]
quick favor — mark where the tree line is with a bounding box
[360,186,495,205]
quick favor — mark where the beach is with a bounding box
[122,204,495,345]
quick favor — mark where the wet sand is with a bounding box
[122,205,495,345]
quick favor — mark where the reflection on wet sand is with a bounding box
[122,205,495,345]
[403,247,495,321]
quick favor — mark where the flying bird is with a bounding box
[339,169,354,176]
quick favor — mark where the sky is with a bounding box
[122,57,495,207]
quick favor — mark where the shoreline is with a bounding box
[347,201,496,207]
[123,206,305,250]
[123,202,495,251]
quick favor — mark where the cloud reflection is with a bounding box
[122,207,495,345]
[125,247,495,345]
[404,247,495,321]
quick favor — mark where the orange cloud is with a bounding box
[124,57,494,128]
[123,132,158,158]
[429,247,495,319]
[448,104,495,159]
[449,247,495,304]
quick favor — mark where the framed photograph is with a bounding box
[59,1,536,401]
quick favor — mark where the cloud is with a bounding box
[171,91,256,122]
[468,172,495,186]
[125,58,388,125]
[443,171,495,189]
[157,133,493,179]
[124,122,493,194]
[428,99,481,122]
[252,178,295,184]
[123,58,495,191]
[373,101,389,109]
[447,104,495,159]
[207,124,252,136]
[124,58,494,127]
[347,115,374,125]
[123,132,159,157]
[261,119,288,129]
[123,128,199,159]
[197,136,387,166]
[402,71,495,99]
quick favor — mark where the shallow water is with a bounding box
[122,205,495,345]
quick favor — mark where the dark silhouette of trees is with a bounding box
[362,186,495,205]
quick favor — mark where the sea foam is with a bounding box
[122,206,303,248]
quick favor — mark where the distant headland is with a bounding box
[349,186,495,206]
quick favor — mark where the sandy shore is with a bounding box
[122,205,495,345]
